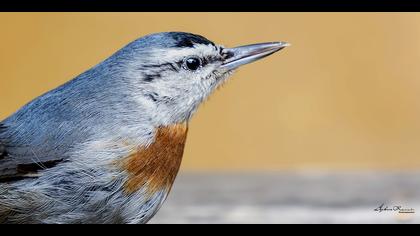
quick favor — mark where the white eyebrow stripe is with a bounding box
[149,44,220,62]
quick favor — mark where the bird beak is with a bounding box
[220,42,289,71]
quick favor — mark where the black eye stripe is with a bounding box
[141,54,222,76]
[207,55,220,63]
[201,57,209,65]
[166,63,179,72]
[179,55,220,68]
[143,73,161,82]
[142,62,180,72]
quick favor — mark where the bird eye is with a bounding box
[183,57,202,71]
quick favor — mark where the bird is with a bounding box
[0,32,288,224]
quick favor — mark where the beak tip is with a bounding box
[281,42,291,47]
[275,42,291,49]
[221,41,290,70]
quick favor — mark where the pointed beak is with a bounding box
[220,42,290,71]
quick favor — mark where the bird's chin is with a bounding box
[219,70,235,85]
[216,69,235,81]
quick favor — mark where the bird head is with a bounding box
[104,32,289,125]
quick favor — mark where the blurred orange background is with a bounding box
[0,13,419,171]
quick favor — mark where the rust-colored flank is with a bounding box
[122,123,188,196]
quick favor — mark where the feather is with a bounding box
[0,123,63,182]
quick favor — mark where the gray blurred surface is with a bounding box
[150,172,420,224]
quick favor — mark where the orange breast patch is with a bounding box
[122,123,188,196]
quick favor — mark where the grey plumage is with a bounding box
[0,32,204,180]
[0,32,287,223]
